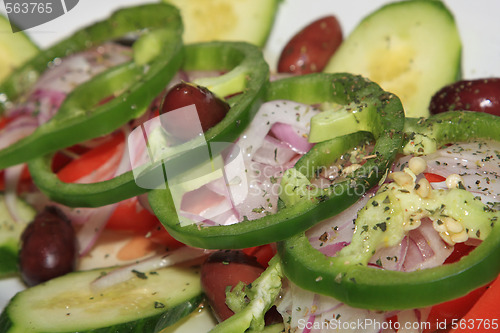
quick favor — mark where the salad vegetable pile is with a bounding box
[0,0,499,332]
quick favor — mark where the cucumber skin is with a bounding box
[0,245,17,277]
[0,264,204,333]
[0,294,204,333]
[0,194,36,278]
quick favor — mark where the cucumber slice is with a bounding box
[162,0,280,47]
[160,306,217,332]
[0,15,39,83]
[324,0,461,118]
[0,194,36,277]
[0,266,203,332]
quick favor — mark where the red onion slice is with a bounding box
[270,122,314,154]
[76,204,117,256]
[164,101,318,227]
[237,100,319,162]
[252,135,298,166]
[397,141,500,203]
[0,118,38,150]
[1,43,133,149]
[368,236,409,271]
[277,280,387,333]
[306,191,374,256]
[402,219,453,272]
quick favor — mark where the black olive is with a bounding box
[19,206,78,286]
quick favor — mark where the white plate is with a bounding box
[1,0,500,331]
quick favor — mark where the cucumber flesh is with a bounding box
[160,306,217,332]
[0,194,36,277]
[324,0,461,118]
[0,15,39,83]
[0,265,203,332]
[162,0,280,47]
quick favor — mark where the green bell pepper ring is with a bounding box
[148,73,405,249]
[278,110,500,311]
[403,110,500,155]
[28,41,269,207]
[0,4,183,170]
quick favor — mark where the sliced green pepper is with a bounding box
[403,110,500,155]
[0,4,183,169]
[149,73,404,249]
[278,110,500,311]
[28,41,269,207]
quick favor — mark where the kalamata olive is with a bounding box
[19,206,77,286]
[160,82,230,140]
[277,16,343,75]
[201,249,282,326]
[429,78,500,116]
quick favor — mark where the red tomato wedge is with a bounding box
[449,276,500,333]
[424,172,446,183]
[444,242,476,264]
[423,242,490,333]
[201,250,265,322]
[0,116,8,130]
[0,114,22,131]
[105,197,159,234]
[424,285,489,333]
[242,244,277,267]
[51,145,91,173]
[56,131,125,183]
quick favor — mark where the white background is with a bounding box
[2,0,500,78]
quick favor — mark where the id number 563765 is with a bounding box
[5,2,53,14]
[451,318,498,331]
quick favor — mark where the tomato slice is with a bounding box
[201,250,265,322]
[444,242,476,264]
[450,276,500,333]
[422,242,488,332]
[424,172,446,183]
[56,131,124,183]
[242,244,276,267]
[424,285,489,333]
[0,116,8,131]
[51,145,91,173]
[105,196,160,234]
[0,113,25,131]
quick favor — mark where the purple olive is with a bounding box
[429,78,500,116]
[160,82,230,140]
[19,206,77,286]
